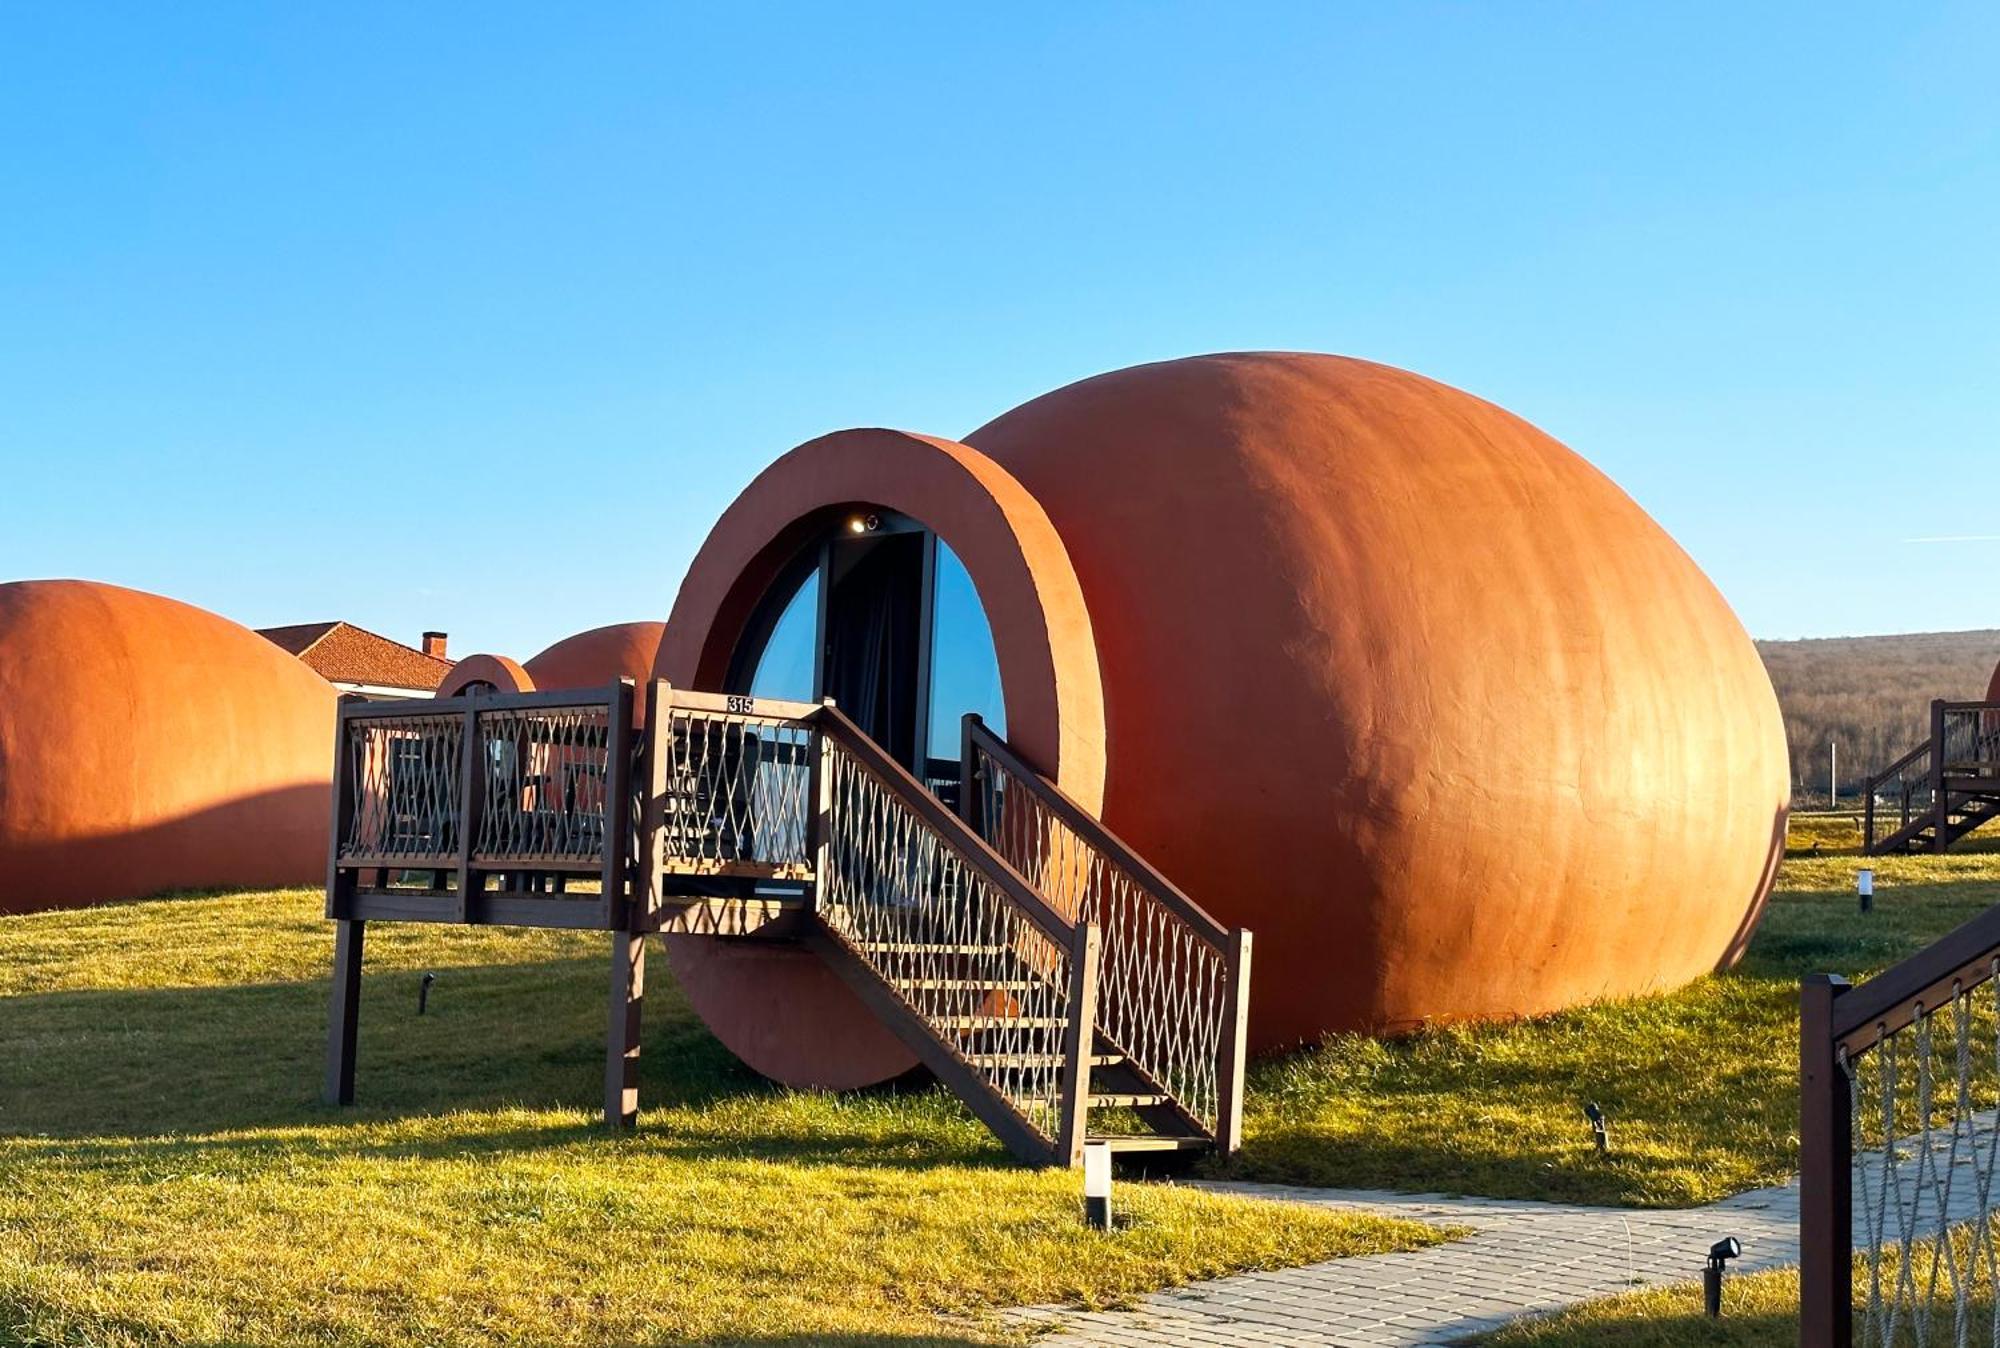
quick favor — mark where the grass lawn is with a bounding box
[0,890,1446,1348]
[1223,813,2000,1207]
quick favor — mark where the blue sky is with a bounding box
[1,3,1994,658]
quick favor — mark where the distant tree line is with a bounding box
[1757,629,2000,804]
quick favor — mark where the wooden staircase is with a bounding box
[1864,700,2000,856]
[322,681,1251,1168]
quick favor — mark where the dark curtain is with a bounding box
[825,538,921,766]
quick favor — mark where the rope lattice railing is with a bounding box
[472,703,614,865]
[338,710,464,862]
[970,740,1230,1134]
[656,706,813,873]
[819,735,1077,1143]
[1941,708,2000,781]
[1842,966,2000,1345]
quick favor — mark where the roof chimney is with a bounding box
[422,631,448,659]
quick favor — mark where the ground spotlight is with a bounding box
[1703,1236,1741,1317]
[1583,1100,1609,1154]
[1083,1141,1113,1229]
[418,970,436,1015]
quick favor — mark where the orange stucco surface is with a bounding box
[964,353,1791,1047]
[659,353,1790,1080]
[1987,657,2000,704]
[0,580,337,914]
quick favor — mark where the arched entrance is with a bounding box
[653,428,1104,1089]
[728,508,1006,802]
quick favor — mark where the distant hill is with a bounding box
[1756,629,2000,802]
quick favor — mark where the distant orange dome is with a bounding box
[1987,656,2000,704]
[0,580,336,914]
[662,352,1792,1072]
[524,622,666,693]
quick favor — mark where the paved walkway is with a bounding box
[1007,1178,1805,1346]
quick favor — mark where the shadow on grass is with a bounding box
[1466,1309,1793,1346]
[0,954,1007,1171]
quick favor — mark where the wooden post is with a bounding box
[807,699,836,914]
[603,921,645,1128]
[1799,973,1853,1348]
[1215,927,1254,1157]
[324,697,359,920]
[639,681,670,932]
[599,679,635,930]
[1054,921,1102,1168]
[1931,699,1950,854]
[324,918,365,1106]
[1863,779,1876,856]
[959,713,982,831]
[455,698,485,921]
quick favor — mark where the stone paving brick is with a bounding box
[1004,1176,1811,1345]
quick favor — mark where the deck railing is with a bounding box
[328,682,633,926]
[1802,902,2000,1344]
[960,715,1251,1153]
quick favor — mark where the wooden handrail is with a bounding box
[344,685,621,718]
[964,716,1233,948]
[1831,901,2000,1051]
[812,704,1079,948]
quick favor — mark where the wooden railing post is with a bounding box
[1055,921,1102,1168]
[454,698,484,921]
[807,699,836,914]
[639,681,670,932]
[1216,928,1253,1156]
[1863,776,1877,856]
[959,712,982,831]
[1800,973,1853,1348]
[1931,698,1950,854]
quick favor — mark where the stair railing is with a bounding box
[959,714,1252,1154]
[1864,701,2000,855]
[808,703,1104,1165]
[1801,899,2000,1345]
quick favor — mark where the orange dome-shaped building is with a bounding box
[659,353,1790,1074]
[0,580,338,914]
[435,623,666,702]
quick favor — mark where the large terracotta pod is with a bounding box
[1986,657,2000,704]
[661,352,1791,1079]
[0,579,337,915]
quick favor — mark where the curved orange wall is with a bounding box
[1987,657,2000,704]
[0,580,337,914]
[963,353,1791,1045]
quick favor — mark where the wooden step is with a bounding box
[1083,1092,1173,1109]
[893,978,1041,992]
[858,941,1012,956]
[963,1052,1125,1070]
[1088,1134,1213,1153]
[937,1016,1066,1031]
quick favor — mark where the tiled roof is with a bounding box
[256,621,454,692]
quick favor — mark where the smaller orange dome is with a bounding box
[524,622,667,692]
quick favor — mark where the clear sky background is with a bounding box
[1,3,1994,658]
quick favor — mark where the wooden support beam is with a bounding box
[1216,927,1253,1156]
[1054,922,1102,1168]
[323,918,365,1106]
[603,926,645,1128]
